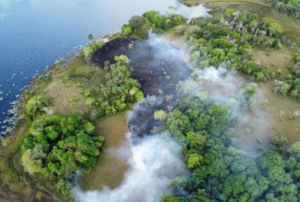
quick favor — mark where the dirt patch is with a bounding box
[252,47,293,75]
[44,79,89,117]
[79,111,131,190]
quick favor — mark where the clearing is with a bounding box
[79,111,131,190]
[252,46,293,76]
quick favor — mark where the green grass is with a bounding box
[0,53,109,201]
[42,55,108,117]
[79,111,131,191]
[252,46,293,76]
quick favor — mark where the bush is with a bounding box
[25,95,49,116]
[129,16,151,39]
[225,9,237,18]
[20,115,104,194]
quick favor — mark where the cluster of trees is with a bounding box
[265,0,300,20]
[274,53,300,98]
[73,55,143,118]
[185,10,283,81]
[25,95,50,117]
[236,83,258,111]
[289,52,300,76]
[274,77,300,97]
[242,61,281,81]
[97,55,144,117]
[122,10,187,39]
[20,115,104,194]
[83,34,104,58]
[160,93,300,202]
[157,10,300,201]
[281,35,300,52]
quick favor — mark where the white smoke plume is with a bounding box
[194,66,245,102]
[73,136,188,202]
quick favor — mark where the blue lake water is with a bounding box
[0,0,208,136]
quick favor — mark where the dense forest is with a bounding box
[160,92,300,202]
[121,11,187,39]
[119,9,300,202]
[21,115,104,195]
[265,0,300,20]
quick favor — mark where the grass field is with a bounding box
[0,121,42,202]
[252,46,293,76]
[261,82,300,144]
[79,111,131,191]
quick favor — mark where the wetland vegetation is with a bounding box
[1,0,300,201]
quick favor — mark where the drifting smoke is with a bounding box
[73,135,188,202]
[174,3,210,22]
[190,64,274,153]
[156,31,274,153]
[73,34,191,202]
[74,31,274,202]
[194,66,245,103]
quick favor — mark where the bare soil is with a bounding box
[44,79,89,117]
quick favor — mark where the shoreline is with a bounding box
[0,32,118,143]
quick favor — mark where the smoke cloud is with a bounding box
[191,64,274,154]
[73,135,188,202]
[73,31,274,202]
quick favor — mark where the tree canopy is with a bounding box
[21,115,104,194]
[98,55,144,117]
[25,95,50,117]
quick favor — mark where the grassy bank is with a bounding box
[79,111,131,191]
[0,52,110,201]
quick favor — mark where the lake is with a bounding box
[0,0,209,137]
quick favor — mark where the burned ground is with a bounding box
[92,37,192,141]
[91,37,191,96]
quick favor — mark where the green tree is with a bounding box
[187,153,203,169]
[25,95,50,116]
[21,149,43,174]
[289,142,300,160]
[154,110,167,121]
[88,34,94,42]
[161,195,179,202]
[128,16,150,39]
[143,10,163,28]
[20,115,104,194]
[187,132,206,149]
[121,24,133,36]
[262,17,284,37]
[225,9,237,18]
[85,97,95,108]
